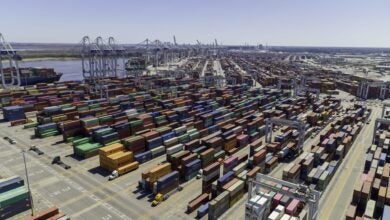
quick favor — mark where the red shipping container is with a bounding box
[286,199,300,216]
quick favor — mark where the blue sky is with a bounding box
[1,0,390,47]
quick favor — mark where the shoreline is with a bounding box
[21,57,80,62]
[1,57,80,64]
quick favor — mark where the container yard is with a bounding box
[1,3,390,219]
[0,66,386,219]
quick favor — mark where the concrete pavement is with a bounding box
[319,105,381,220]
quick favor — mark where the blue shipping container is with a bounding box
[135,151,152,164]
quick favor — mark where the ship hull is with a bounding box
[5,73,62,86]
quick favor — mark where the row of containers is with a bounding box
[0,76,190,125]
[0,176,31,219]
[131,97,346,218]
[0,75,238,124]
[185,98,346,219]
[7,83,339,214]
[282,104,369,192]
[347,122,390,220]
[1,81,88,122]
[229,52,384,99]
[189,100,368,219]
[92,89,329,179]
[36,86,336,156]
[18,85,297,158]
[13,84,340,218]
[86,87,332,216]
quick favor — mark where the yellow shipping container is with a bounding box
[118,161,139,175]
[100,160,116,171]
[100,156,133,170]
[52,114,67,122]
[108,151,134,164]
[149,163,172,183]
[99,143,124,156]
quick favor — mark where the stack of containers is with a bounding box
[0,176,31,219]
[215,171,235,195]
[224,156,238,174]
[140,163,172,191]
[154,171,180,195]
[3,106,26,122]
[123,136,146,155]
[200,148,215,168]
[72,137,102,158]
[209,191,230,219]
[187,193,210,214]
[35,122,59,138]
[93,127,119,145]
[245,193,272,220]
[347,129,390,220]
[183,158,202,181]
[226,179,245,207]
[59,120,83,141]
[99,143,139,175]
[202,162,220,193]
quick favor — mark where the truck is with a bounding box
[108,170,119,181]
[151,185,183,206]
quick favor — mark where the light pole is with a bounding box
[22,150,34,216]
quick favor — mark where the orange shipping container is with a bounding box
[99,143,124,156]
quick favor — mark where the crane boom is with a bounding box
[0,33,21,88]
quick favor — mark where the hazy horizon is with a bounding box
[1,0,390,48]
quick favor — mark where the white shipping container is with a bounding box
[267,211,282,220]
[127,113,139,119]
[238,170,248,180]
[280,214,291,220]
[246,192,273,220]
[385,138,390,147]
[203,168,220,182]
[275,205,285,215]
[164,137,178,147]
[166,143,183,155]
[320,162,329,171]
[174,125,187,134]
[233,162,247,176]
[370,144,377,153]
[283,163,295,178]
[227,179,245,195]
[151,146,165,157]
[299,152,309,160]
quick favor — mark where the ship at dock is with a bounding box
[1,67,62,86]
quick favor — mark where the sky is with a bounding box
[1,0,390,47]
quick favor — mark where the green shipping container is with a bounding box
[24,122,38,129]
[177,134,189,144]
[189,132,200,141]
[214,150,225,160]
[0,186,30,208]
[74,142,102,156]
[129,120,143,127]
[73,137,92,146]
[66,135,84,143]
[41,130,60,138]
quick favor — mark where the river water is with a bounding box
[17,58,127,81]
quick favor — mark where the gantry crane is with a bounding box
[278,77,298,97]
[81,36,124,98]
[0,33,21,88]
[265,118,306,154]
